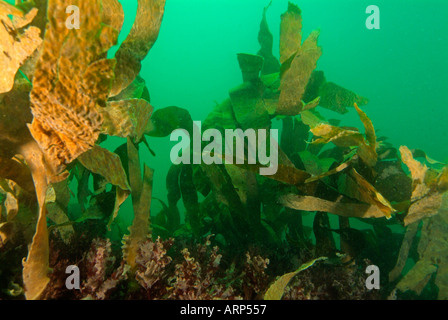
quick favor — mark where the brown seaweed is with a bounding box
[110,0,166,97]
[0,1,42,93]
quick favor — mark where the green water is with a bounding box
[109,0,448,222]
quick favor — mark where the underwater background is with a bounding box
[118,0,448,226]
[1,0,448,300]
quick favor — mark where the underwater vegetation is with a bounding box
[0,0,447,300]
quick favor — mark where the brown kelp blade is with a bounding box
[29,0,118,178]
[279,194,389,219]
[78,145,131,228]
[389,222,419,282]
[20,141,50,300]
[400,145,430,201]
[78,145,131,192]
[110,0,166,96]
[0,157,34,194]
[310,104,377,167]
[278,30,322,115]
[264,257,327,300]
[100,99,154,143]
[257,1,280,75]
[343,168,395,219]
[0,1,42,93]
[395,210,448,298]
[279,2,302,65]
[318,82,369,114]
[122,138,154,269]
[399,145,448,225]
[354,103,377,150]
[101,0,124,33]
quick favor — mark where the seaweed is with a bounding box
[0,0,447,301]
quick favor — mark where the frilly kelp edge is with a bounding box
[0,0,447,300]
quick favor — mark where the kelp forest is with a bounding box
[0,0,447,300]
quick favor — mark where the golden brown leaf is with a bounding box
[123,138,154,269]
[278,30,322,115]
[110,0,166,96]
[405,193,446,226]
[0,1,42,93]
[29,0,118,178]
[354,103,377,151]
[396,208,448,298]
[396,260,437,295]
[345,168,395,219]
[101,0,124,33]
[78,145,130,191]
[310,105,377,167]
[305,160,351,183]
[389,223,419,282]
[0,71,33,160]
[19,140,50,300]
[264,257,327,300]
[400,145,430,201]
[279,2,302,65]
[279,194,388,219]
[100,99,154,143]
[311,123,364,146]
[399,146,448,225]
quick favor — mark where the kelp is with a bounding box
[279,2,302,65]
[20,140,49,300]
[303,71,369,115]
[46,180,74,243]
[229,81,271,130]
[319,82,369,114]
[279,194,389,219]
[100,99,154,143]
[111,0,166,97]
[389,222,419,282]
[122,138,154,269]
[236,53,264,83]
[309,103,378,167]
[0,0,160,299]
[264,257,327,300]
[342,168,395,219]
[78,146,131,192]
[299,150,335,177]
[77,145,131,228]
[0,1,42,93]
[400,146,448,225]
[29,0,118,178]
[0,156,34,194]
[394,209,448,298]
[145,106,193,137]
[0,72,33,143]
[257,1,280,75]
[412,149,445,166]
[304,160,352,183]
[101,0,124,33]
[278,29,321,115]
[2,0,448,301]
[389,151,448,297]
